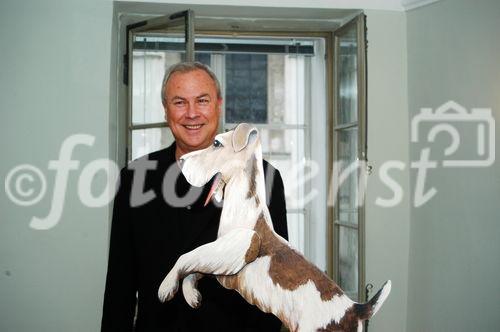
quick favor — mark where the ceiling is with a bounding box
[116,0,441,13]
[115,0,441,32]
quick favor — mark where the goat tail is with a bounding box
[354,280,392,321]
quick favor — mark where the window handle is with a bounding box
[357,157,373,175]
[366,163,373,175]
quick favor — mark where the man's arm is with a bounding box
[101,169,137,332]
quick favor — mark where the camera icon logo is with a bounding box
[411,100,495,167]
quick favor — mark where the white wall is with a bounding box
[365,10,410,332]
[406,0,500,330]
[0,0,113,330]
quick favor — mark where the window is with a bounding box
[122,9,367,301]
[331,14,367,301]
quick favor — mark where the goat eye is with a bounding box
[213,140,223,148]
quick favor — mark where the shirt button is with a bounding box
[186,205,192,210]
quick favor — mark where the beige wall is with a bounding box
[406,0,500,330]
[365,9,410,332]
[0,0,113,330]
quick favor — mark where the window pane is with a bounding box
[338,226,358,294]
[286,212,305,254]
[268,55,307,125]
[337,25,358,124]
[258,128,305,210]
[225,54,268,123]
[194,52,210,65]
[336,127,359,221]
[132,51,167,125]
[180,51,211,65]
[338,168,359,225]
[338,211,358,226]
[225,54,307,126]
[131,128,174,160]
[337,127,357,162]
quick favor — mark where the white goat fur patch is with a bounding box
[229,256,354,332]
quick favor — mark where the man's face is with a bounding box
[164,69,222,158]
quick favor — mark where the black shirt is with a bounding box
[101,142,288,331]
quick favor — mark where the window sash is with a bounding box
[330,13,367,303]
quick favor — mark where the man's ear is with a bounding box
[217,97,223,110]
[163,105,169,123]
[232,123,259,152]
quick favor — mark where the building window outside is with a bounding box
[225,54,268,124]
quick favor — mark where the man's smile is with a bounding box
[183,124,204,130]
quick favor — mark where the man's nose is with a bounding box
[185,102,199,118]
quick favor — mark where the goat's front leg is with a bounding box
[158,228,261,303]
[182,272,204,308]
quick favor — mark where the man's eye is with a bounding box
[213,140,223,148]
[173,100,186,107]
[198,98,209,105]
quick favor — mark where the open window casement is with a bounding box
[329,13,368,303]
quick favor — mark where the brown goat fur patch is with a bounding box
[253,215,343,301]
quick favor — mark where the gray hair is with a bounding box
[161,61,221,107]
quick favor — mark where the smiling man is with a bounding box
[101,62,288,331]
[162,63,222,160]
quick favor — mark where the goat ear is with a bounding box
[232,123,259,152]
